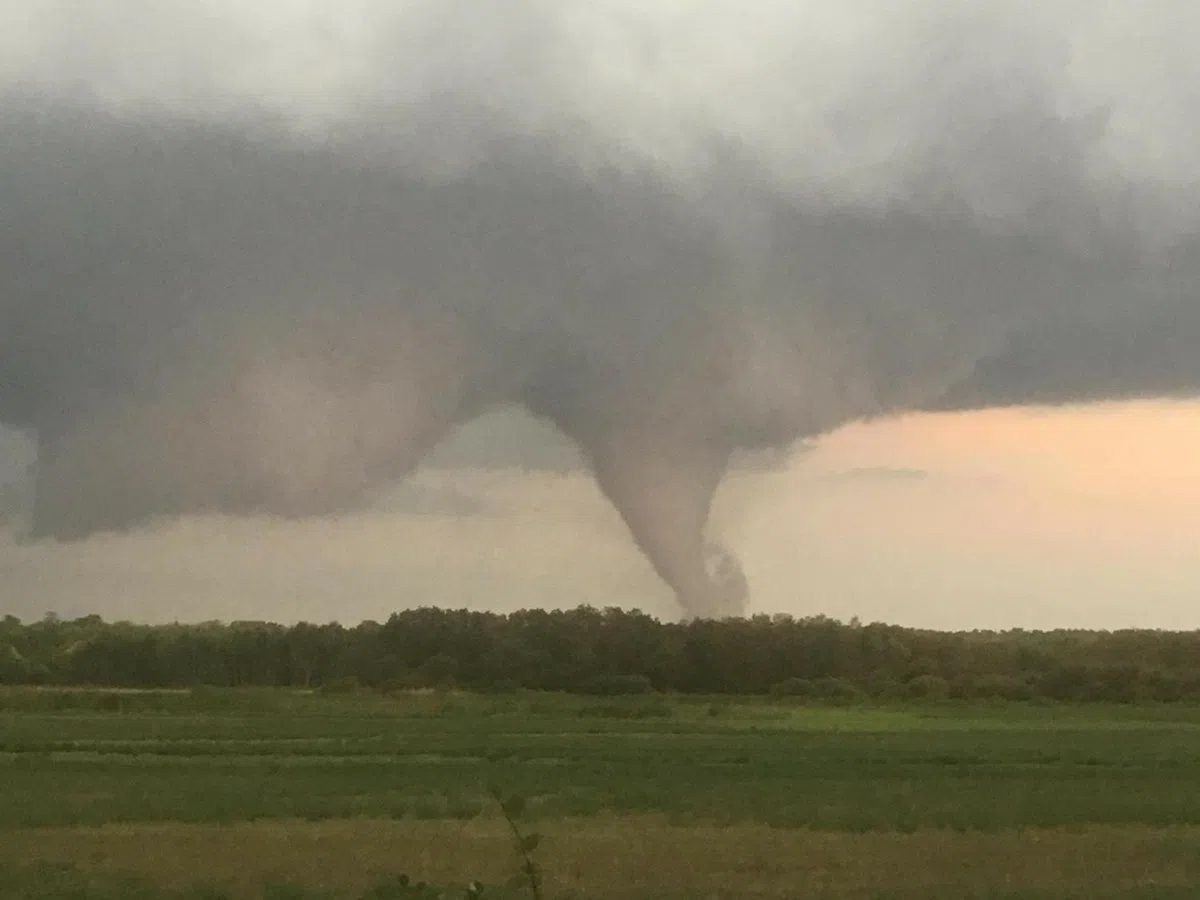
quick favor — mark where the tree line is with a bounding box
[2,608,1199,703]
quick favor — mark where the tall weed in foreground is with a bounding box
[488,786,544,900]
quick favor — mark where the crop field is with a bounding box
[1,688,1199,899]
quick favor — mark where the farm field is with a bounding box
[1,687,1199,898]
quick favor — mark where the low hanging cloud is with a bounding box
[1,0,1198,617]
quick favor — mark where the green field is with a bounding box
[2,688,1199,898]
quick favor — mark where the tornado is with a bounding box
[2,1,1200,619]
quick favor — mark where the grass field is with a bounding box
[1,687,1199,898]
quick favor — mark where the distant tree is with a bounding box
[287,622,343,688]
[0,609,1198,703]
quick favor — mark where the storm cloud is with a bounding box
[1,0,1197,617]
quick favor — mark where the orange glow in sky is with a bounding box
[816,400,1200,515]
[727,399,1200,629]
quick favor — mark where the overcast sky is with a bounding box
[2,1,1199,628]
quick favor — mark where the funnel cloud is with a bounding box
[1,1,1198,618]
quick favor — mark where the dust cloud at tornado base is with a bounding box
[2,1,1199,618]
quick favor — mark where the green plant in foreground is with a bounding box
[488,785,543,900]
[353,786,543,900]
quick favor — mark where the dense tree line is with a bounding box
[2,608,1199,703]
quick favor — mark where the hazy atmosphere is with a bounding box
[4,399,1198,630]
[2,1,1199,627]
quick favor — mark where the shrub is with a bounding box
[769,677,816,699]
[963,674,1035,702]
[812,677,867,705]
[317,675,362,694]
[580,673,654,696]
[377,674,419,695]
[905,674,950,701]
[415,654,461,689]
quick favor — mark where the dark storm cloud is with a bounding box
[935,253,1200,409]
[1,0,1197,616]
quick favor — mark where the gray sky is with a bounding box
[2,2,1199,626]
